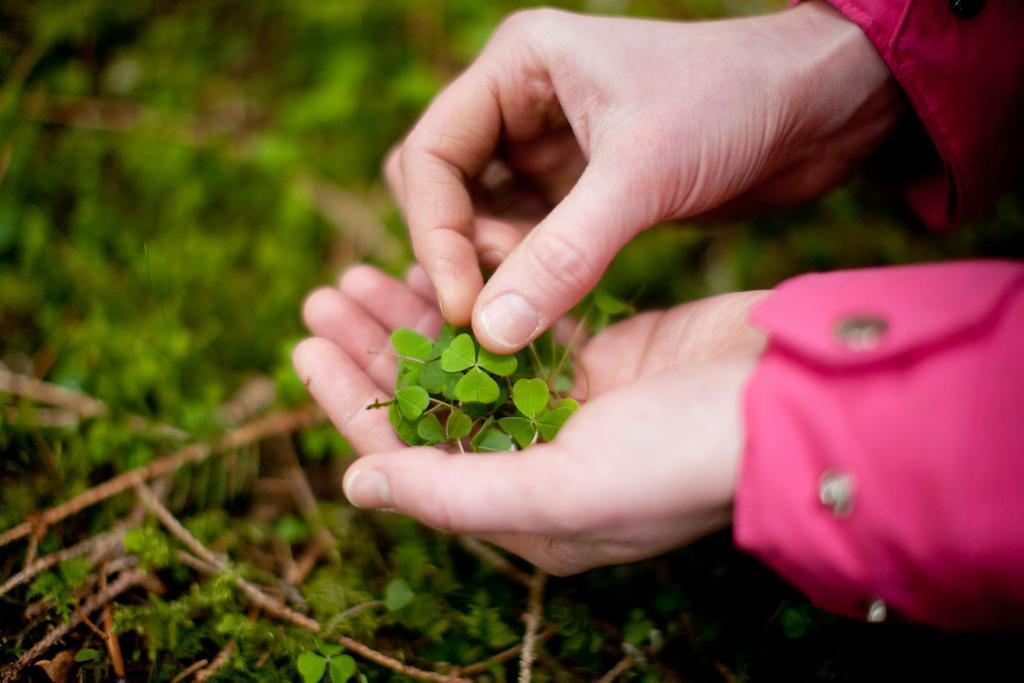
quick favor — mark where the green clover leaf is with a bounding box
[594,290,631,315]
[454,367,499,404]
[473,426,515,452]
[446,409,473,440]
[390,327,432,360]
[395,359,421,389]
[477,348,517,376]
[297,651,327,683]
[537,398,580,441]
[416,413,445,444]
[440,333,476,372]
[389,403,421,445]
[395,386,430,420]
[315,639,343,657]
[512,378,549,419]
[385,578,414,610]
[329,655,357,683]
[498,416,536,448]
[429,323,459,360]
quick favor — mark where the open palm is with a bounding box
[294,265,766,574]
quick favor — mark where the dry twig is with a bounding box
[517,569,547,683]
[169,658,208,683]
[139,486,467,683]
[193,641,234,682]
[100,571,127,680]
[456,624,557,677]
[0,367,188,439]
[0,405,324,548]
[457,535,533,587]
[0,526,128,598]
[0,570,147,682]
[596,652,637,683]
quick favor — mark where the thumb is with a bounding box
[471,163,651,352]
[342,445,586,535]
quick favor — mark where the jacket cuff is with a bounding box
[797,0,1024,229]
[734,260,1024,629]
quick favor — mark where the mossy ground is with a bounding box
[1,0,1021,680]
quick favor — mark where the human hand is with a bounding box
[293,265,768,574]
[386,2,900,351]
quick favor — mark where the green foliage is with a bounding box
[298,640,359,683]
[380,325,576,451]
[27,557,92,621]
[123,526,173,570]
[384,578,415,611]
[0,0,1020,680]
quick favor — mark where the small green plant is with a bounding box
[378,324,581,452]
[296,639,358,683]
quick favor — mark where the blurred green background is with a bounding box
[1,0,1021,681]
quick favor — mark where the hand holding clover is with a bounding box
[294,264,767,574]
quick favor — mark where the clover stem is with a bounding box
[550,302,592,384]
[428,397,456,410]
[367,350,426,365]
[528,342,544,376]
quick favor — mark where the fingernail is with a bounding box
[344,469,392,508]
[480,293,539,349]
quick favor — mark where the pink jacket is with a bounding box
[736,0,1024,629]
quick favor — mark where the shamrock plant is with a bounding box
[296,639,358,683]
[378,323,581,452]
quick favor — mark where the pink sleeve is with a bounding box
[734,260,1024,629]
[803,0,1024,229]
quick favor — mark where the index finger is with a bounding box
[399,63,500,324]
[400,18,560,325]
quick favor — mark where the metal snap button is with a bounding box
[948,0,984,19]
[833,315,888,351]
[819,470,854,517]
[866,598,888,623]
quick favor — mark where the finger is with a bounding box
[401,24,559,324]
[302,287,397,389]
[472,163,652,352]
[340,264,443,337]
[472,215,530,270]
[405,264,437,303]
[399,66,498,324]
[292,337,404,454]
[383,143,405,213]
[341,444,589,536]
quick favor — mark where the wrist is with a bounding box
[766,2,905,165]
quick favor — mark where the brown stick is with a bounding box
[595,653,636,683]
[0,526,127,598]
[0,570,146,682]
[193,641,234,682]
[0,367,188,440]
[0,368,106,417]
[157,496,466,681]
[517,570,547,683]
[457,536,532,587]
[100,571,126,679]
[168,658,208,683]
[335,635,469,683]
[456,624,557,676]
[0,405,324,548]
